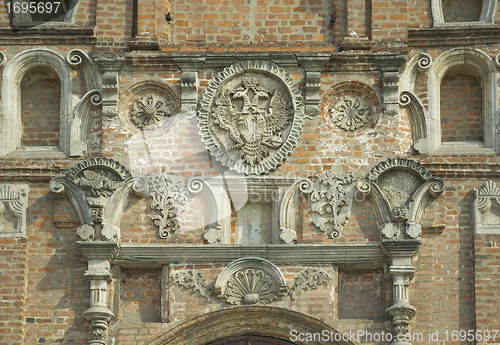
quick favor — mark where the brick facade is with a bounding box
[1,1,500,345]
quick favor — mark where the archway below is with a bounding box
[146,306,354,345]
[207,336,295,345]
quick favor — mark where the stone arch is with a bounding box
[0,48,102,158]
[146,306,355,345]
[428,48,498,154]
[1,49,72,157]
[431,0,497,26]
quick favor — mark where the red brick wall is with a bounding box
[0,238,27,345]
[442,0,482,23]
[474,234,500,339]
[20,68,61,147]
[440,69,483,142]
[170,0,334,45]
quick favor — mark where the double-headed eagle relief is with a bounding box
[198,61,305,175]
[212,76,290,166]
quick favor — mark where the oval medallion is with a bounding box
[198,61,304,175]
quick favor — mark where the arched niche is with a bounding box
[146,306,354,345]
[431,0,497,26]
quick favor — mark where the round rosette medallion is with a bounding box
[198,61,305,175]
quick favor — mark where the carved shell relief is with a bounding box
[198,60,305,175]
[131,94,172,129]
[214,257,287,305]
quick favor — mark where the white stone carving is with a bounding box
[172,270,211,301]
[94,54,125,117]
[0,184,29,238]
[0,52,6,68]
[357,157,445,240]
[330,95,370,131]
[472,180,500,234]
[203,225,221,244]
[215,258,287,305]
[130,94,171,129]
[279,178,313,244]
[288,268,332,300]
[374,54,406,116]
[311,170,355,238]
[134,174,188,239]
[198,60,305,175]
[50,157,133,241]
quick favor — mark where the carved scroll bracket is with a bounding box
[297,54,330,120]
[374,54,407,116]
[175,56,205,115]
[94,54,125,117]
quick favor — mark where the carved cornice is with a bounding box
[408,27,500,47]
[113,243,387,265]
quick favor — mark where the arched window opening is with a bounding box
[440,67,483,143]
[442,0,482,23]
[20,67,61,147]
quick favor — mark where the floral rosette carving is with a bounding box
[330,95,370,131]
[131,94,171,129]
[322,81,379,133]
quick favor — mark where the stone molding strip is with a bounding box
[113,243,386,265]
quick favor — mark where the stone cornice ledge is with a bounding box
[113,243,387,265]
[408,26,500,47]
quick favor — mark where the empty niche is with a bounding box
[120,268,161,323]
[440,67,482,143]
[234,182,281,245]
[442,0,482,23]
[338,270,385,320]
[20,67,61,147]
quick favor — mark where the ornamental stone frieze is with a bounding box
[0,183,29,238]
[198,60,305,175]
[132,173,188,239]
[288,268,332,300]
[172,269,211,301]
[215,258,287,305]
